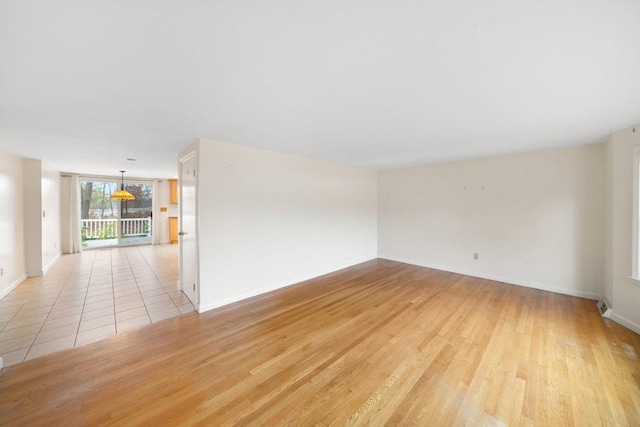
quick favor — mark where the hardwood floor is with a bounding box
[0,259,638,426]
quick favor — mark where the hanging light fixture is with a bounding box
[110,170,135,201]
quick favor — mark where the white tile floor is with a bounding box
[0,244,194,367]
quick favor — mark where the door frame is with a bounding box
[178,151,199,308]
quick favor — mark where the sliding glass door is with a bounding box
[80,178,153,249]
[119,182,153,245]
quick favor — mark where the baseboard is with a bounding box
[43,252,62,276]
[0,274,27,300]
[198,284,291,313]
[197,257,376,313]
[610,312,640,335]
[197,275,331,313]
[378,255,602,301]
[26,269,43,278]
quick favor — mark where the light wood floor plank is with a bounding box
[1,259,638,426]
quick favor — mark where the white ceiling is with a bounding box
[1,1,639,179]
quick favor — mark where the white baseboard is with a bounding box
[610,312,640,335]
[378,255,602,301]
[198,284,288,313]
[197,257,376,313]
[43,252,62,276]
[198,278,309,313]
[0,274,27,300]
[197,277,321,313]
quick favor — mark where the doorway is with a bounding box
[80,178,154,248]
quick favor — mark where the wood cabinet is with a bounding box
[169,217,178,244]
[169,179,178,204]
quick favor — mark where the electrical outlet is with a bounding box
[473,253,479,260]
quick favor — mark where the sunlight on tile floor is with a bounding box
[0,244,194,367]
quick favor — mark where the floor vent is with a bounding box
[596,298,612,318]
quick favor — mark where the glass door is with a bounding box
[119,182,153,246]
[80,178,153,248]
[80,179,119,249]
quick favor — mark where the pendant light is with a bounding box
[110,170,135,200]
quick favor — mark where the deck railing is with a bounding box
[81,218,151,240]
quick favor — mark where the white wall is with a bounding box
[23,159,43,277]
[192,138,378,312]
[41,163,61,273]
[1,151,61,297]
[0,148,26,298]
[378,144,605,300]
[15,159,62,278]
[605,125,640,333]
[59,175,72,254]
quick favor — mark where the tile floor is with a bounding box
[0,244,194,367]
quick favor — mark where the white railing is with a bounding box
[81,218,151,239]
